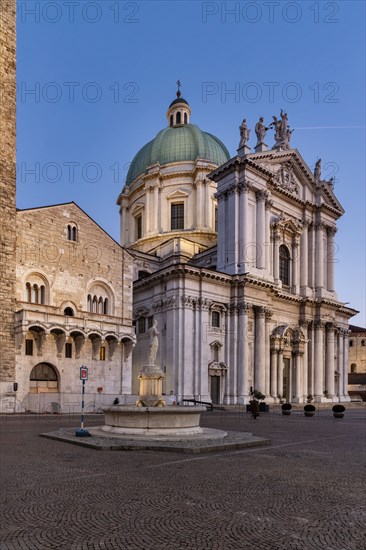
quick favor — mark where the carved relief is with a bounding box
[274,164,299,195]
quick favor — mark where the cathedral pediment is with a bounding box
[246,149,344,215]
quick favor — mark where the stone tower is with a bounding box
[0,0,16,405]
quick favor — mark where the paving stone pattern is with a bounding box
[0,408,365,549]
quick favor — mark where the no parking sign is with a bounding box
[80,366,88,380]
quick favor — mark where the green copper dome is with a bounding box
[126,124,230,186]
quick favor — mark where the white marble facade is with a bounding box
[122,100,356,405]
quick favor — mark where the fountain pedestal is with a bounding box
[136,365,166,407]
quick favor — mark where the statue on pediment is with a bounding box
[314,159,321,183]
[272,110,293,150]
[255,117,269,146]
[239,118,250,148]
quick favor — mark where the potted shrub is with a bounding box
[304,404,315,417]
[306,394,313,404]
[332,404,345,418]
[281,403,292,415]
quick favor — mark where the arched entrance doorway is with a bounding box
[29,363,59,394]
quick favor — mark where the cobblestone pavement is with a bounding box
[0,408,365,550]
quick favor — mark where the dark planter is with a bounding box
[332,405,345,418]
[259,402,269,413]
[281,403,292,415]
[304,404,315,417]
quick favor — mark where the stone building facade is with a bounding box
[11,203,135,412]
[122,94,356,404]
[348,325,366,373]
[0,0,17,404]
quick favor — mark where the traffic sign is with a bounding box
[80,366,88,380]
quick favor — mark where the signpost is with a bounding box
[75,366,91,437]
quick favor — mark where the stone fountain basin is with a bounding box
[101,404,211,436]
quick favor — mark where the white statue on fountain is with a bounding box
[148,320,159,366]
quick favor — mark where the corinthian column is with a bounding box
[238,182,252,272]
[314,320,325,400]
[237,303,250,402]
[325,323,335,398]
[277,349,284,396]
[254,306,266,394]
[326,226,337,292]
[292,237,300,294]
[337,328,344,398]
[300,220,309,291]
[144,184,150,234]
[256,190,267,269]
[294,352,302,401]
[343,329,350,400]
[315,222,324,290]
[270,349,278,398]
[273,231,280,284]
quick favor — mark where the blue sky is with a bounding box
[16,0,365,323]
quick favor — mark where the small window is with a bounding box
[64,307,74,316]
[137,317,146,334]
[40,285,45,305]
[170,114,173,127]
[171,203,184,230]
[147,316,154,329]
[351,364,357,373]
[361,340,365,347]
[100,346,106,361]
[184,112,188,124]
[176,111,181,125]
[212,311,220,328]
[103,298,108,315]
[25,339,33,356]
[65,342,72,358]
[67,224,77,242]
[349,339,354,347]
[279,245,290,286]
[136,215,142,240]
[213,344,219,363]
[26,283,32,302]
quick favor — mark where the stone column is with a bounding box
[153,182,159,234]
[300,321,309,399]
[325,323,335,398]
[326,226,337,292]
[229,304,238,403]
[315,222,324,290]
[314,320,325,400]
[254,306,266,394]
[337,328,344,398]
[256,190,267,269]
[294,352,302,401]
[265,199,273,276]
[308,223,315,289]
[196,179,203,228]
[277,350,284,397]
[343,329,349,400]
[144,184,150,235]
[270,349,278,398]
[265,309,272,397]
[292,237,300,294]
[273,231,280,284]
[119,199,127,247]
[237,303,250,403]
[300,220,309,291]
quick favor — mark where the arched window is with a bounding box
[64,307,74,316]
[361,340,365,347]
[184,112,188,124]
[32,284,39,304]
[87,295,92,312]
[349,339,354,347]
[26,282,32,302]
[351,363,357,373]
[72,226,77,242]
[279,245,290,286]
[67,224,77,241]
[170,114,173,127]
[40,285,45,305]
[67,225,71,240]
[104,298,108,315]
[92,296,98,313]
[98,297,103,314]
[176,111,181,125]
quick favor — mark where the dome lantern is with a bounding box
[166,80,191,127]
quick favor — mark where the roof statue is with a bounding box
[314,159,321,183]
[239,118,250,148]
[271,110,293,150]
